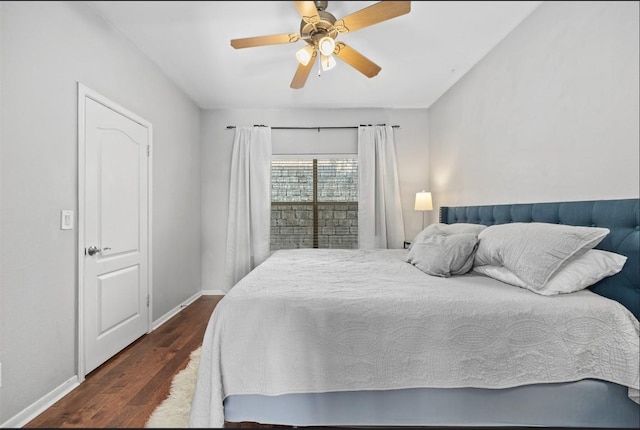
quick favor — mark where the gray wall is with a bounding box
[0,1,201,422]
[428,1,639,210]
[201,108,429,292]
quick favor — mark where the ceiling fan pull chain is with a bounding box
[318,56,322,77]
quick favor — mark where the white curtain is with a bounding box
[358,125,405,249]
[223,126,272,292]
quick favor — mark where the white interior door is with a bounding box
[80,86,151,375]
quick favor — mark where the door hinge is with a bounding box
[147,295,150,307]
[147,145,151,156]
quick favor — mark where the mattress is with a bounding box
[189,248,640,427]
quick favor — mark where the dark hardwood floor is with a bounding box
[25,295,222,428]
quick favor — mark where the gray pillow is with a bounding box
[474,222,610,290]
[407,233,479,277]
[410,223,487,250]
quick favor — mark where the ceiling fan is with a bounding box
[230,1,411,89]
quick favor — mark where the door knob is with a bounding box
[87,246,111,256]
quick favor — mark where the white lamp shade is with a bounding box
[415,191,433,211]
[295,45,314,66]
[320,54,336,71]
[318,36,336,56]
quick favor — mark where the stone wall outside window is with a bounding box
[271,159,358,250]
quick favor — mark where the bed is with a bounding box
[190,198,640,428]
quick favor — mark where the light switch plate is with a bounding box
[61,210,74,230]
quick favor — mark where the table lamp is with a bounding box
[414,191,433,230]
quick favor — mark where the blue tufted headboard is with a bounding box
[440,198,640,320]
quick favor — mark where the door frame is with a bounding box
[77,83,153,381]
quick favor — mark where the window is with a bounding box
[271,158,358,250]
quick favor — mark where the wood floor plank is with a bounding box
[24,295,222,429]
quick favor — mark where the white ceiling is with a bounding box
[86,1,542,110]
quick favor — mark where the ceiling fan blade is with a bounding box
[290,51,317,89]
[335,1,411,34]
[334,42,381,78]
[231,33,300,49]
[293,1,321,25]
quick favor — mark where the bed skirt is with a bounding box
[225,380,640,428]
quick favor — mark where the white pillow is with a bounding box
[474,222,610,290]
[473,249,627,295]
[407,233,479,277]
[410,223,486,250]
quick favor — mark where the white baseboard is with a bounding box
[152,291,202,330]
[1,376,79,428]
[202,289,225,296]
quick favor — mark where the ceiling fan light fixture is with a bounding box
[321,54,336,71]
[231,1,412,89]
[318,36,336,56]
[295,45,315,66]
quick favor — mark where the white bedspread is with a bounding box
[189,249,640,428]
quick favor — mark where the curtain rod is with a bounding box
[226,124,400,131]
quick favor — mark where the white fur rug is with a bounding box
[146,346,201,428]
